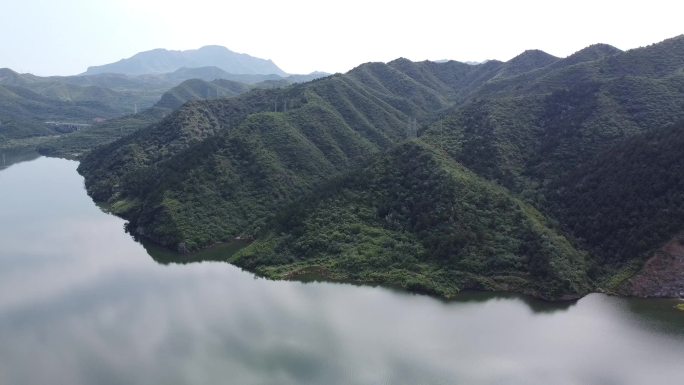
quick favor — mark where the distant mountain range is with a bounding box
[0,46,327,143]
[83,46,287,76]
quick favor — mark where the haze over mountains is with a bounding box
[0,46,326,144]
[83,46,287,76]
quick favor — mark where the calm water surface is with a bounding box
[0,157,682,385]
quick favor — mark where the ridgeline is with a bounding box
[77,35,684,300]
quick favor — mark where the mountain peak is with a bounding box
[0,67,18,75]
[83,46,286,77]
[496,49,559,78]
[599,34,684,77]
[388,57,413,65]
[0,68,19,79]
[198,45,229,51]
[562,44,622,66]
[509,49,559,65]
[195,45,246,55]
[0,68,25,85]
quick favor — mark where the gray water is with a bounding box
[0,157,682,385]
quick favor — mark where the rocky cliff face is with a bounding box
[620,234,684,298]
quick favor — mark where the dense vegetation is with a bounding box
[78,70,441,248]
[549,121,684,283]
[233,142,589,299]
[79,35,684,299]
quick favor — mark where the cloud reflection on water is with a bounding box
[0,157,683,385]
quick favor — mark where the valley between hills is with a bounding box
[4,37,684,300]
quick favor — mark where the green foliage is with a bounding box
[78,35,684,299]
[234,142,589,299]
[79,61,460,250]
[549,121,684,278]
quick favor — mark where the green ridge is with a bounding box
[75,35,684,300]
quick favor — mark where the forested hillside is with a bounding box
[79,35,684,299]
[233,142,590,300]
[550,121,684,286]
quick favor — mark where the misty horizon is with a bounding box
[1,0,682,76]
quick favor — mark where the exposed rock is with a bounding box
[619,234,684,297]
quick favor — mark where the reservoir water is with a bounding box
[1,157,682,385]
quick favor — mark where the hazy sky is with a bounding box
[1,0,682,76]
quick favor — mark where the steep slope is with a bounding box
[548,121,684,290]
[233,141,590,300]
[553,44,622,68]
[472,35,684,99]
[80,59,471,195]
[79,67,452,250]
[412,39,684,295]
[421,36,684,195]
[0,68,34,86]
[84,46,286,76]
[79,35,684,299]
[618,235,684,298]
[599,34,684,78]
